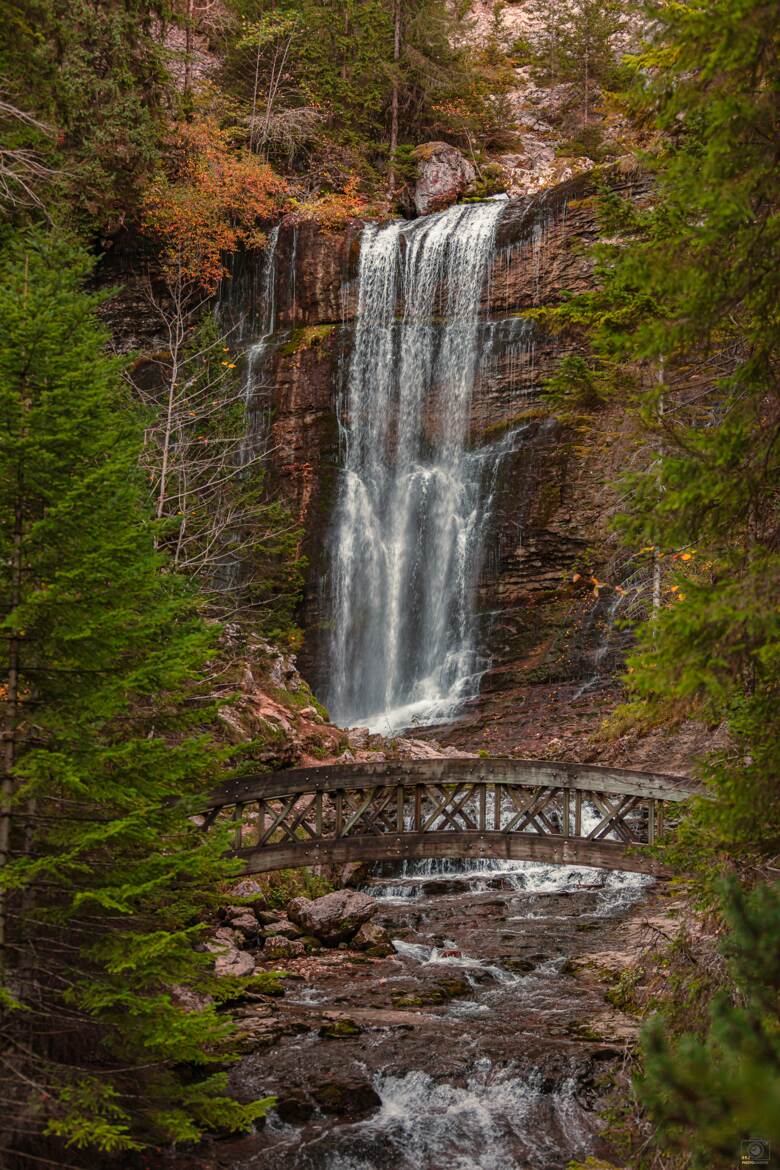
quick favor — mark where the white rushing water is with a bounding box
[367,799,654,908]
[327,201,507,732]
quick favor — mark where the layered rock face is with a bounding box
[229,166,648,726]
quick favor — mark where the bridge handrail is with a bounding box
[208,757,703,808]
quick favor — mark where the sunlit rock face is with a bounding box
[227,167,648,727]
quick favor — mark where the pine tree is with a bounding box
[539,3,780,1161]
[526,0,629,119]
[0,0,175,230]
[639,881,780,1168]
[539,0,780,879]
[0,230,269,1165]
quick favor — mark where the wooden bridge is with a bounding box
[205,758,700,876]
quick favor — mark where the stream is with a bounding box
[224,855,653,1170]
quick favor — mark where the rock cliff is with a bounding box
[227,167,652,743]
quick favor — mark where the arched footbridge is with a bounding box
[205,759,700,876]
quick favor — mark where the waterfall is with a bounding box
[326,201,506,731]
[239,224,279,465]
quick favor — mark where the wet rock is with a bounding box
[391,976,470,1008]
[288,890,377,945]
[352,921,393,956]
[263,936,305,961]
[420,878,468,897]
[501,957,537,974]
[411,141,476,216]
[312,1077,381,1117]
[434,976,471,1000]
[276,1092,315,1125]
[233,1016,283,1050]
[318,1017,363,1039]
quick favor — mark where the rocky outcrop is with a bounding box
[352,921,394,957]
[288,890,377,946]
[410,141,476,215]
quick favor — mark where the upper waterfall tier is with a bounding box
[326,201,510,732]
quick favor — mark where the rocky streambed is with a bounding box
[188,856,672,1170]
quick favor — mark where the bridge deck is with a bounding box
[205,758,701,876]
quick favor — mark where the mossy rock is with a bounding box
[501,958,536,974]
[391,977,470,1007]
[212,969,287,1005]
[280,324,336,357]
[434,976,471,999]
[365,944,393,958]
[318,1017,363,1039]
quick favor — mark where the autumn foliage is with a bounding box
[288,175,370,231]
[143,116,289,291]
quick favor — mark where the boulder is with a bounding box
[229,878,268,909]
[209,946,256,978]
[351,921,393,957]
[226,911,261,941]
[411,142,476,216]
[263,935,305,961]
[276,1092,315,1125]
[211,926,241,947]
[262,919,303,940]
[287,890,377,946]
[256,909,287,926]
[346,726,371,749]
[312,1076,381,1117]
[318,1017,363,1039]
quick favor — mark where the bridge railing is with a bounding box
[203,759,701,876]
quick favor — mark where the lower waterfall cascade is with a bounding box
[326,200,510,732]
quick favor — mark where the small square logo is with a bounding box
[741,1139,770,1166]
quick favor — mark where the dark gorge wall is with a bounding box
[228,165,649,719]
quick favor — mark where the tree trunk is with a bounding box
[652,359,666,619]
[184,0,194,99]
[386,0,401,200]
